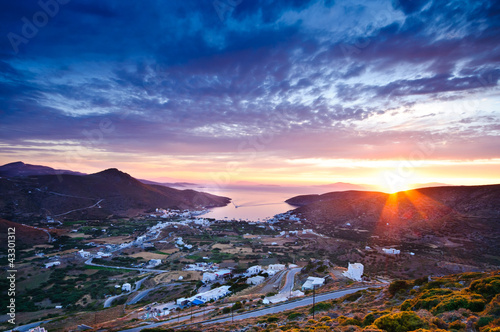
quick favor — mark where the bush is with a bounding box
[266,315,279,323]
[374,311,427,332]
[363,311,390,326]
[467,276,500,300]
[340,317,362,326]
[432,294,486,314]
[476,316,494,328]
[449,320,466,330]
[388,280,411,296]
[310,301,332,313]
[287,312,303,320]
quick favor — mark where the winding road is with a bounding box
[104,276,150,308]
[127,282,178,305]
[119,286,378,332]
[279,268,301,295]
[85,258,169,273]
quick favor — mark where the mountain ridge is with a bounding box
[0,167,230,221]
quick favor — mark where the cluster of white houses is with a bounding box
[244,264,286,277]
[202,269,232,283]
[176,286,231,307]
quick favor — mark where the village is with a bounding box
[5,204,423,331]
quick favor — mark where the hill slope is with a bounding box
[285,185,500,266]
[0,168,230,220]
[0,161,85,177]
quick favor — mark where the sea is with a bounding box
[183,185,327,221]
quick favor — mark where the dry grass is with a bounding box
[90,235,134,244]
[212,243,253,254]
[152,270,203,284]
[129,252,170,260]
[67,232,92,238]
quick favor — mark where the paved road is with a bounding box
[54,199,104,217]
[279,268,301,295]
[127,283,177,305]
[261,269,287,293]
[104,276,150,308]
[85,258,169,273]
[119,286,376,332]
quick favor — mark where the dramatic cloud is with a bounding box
[0,0,499,187]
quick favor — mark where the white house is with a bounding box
[147,259,162,268]
[302,277,325,291]
[202,272,217,283]
[246,276,265,285]
[268,264,286,272]
[78,249,91,258]
[343,263,364,282]
[215,269,232,278]
[181,286,232,307]
[245,265,262,276]
[45,261,61,268]
[382,248,401,255]
[195,285,231,302]
[122,283,132,292]
[96,251,111,258]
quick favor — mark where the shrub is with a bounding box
[432,294,486,314]
[266,315,279,323]
[374,311,427,332]
[340,317,362,326]
[484,294,500,317]
[476,316,494,328]
[449,320,466,330]
[388,280,411,296]
[310,301,332,313]
[467,276,500,300]
[319,316,332,322]
[287,312,304,320]
[363,311,391,326]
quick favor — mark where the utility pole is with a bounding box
[312,285,316,320]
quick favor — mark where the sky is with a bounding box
[0,0,499,192]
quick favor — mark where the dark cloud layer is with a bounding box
[0,0,499,162]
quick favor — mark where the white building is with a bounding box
[96,251,111,258]
[246,276,265,285]
[78,249,91,258]
[382,248,401,255]
[180,286,232,306]
[202,272,217,283]
[268,264,286,272]
[147,259,162,268]
[245,265,262,276]
[45,261,61,268]
[122,283,132,292]
[215,269,232,278]
[343,263,364,282]
[302,277,325,291]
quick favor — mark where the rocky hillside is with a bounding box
[196,271,500,332]
[285,185,500,266]
[0,168,230,221]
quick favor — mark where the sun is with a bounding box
[377,170,412,193]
